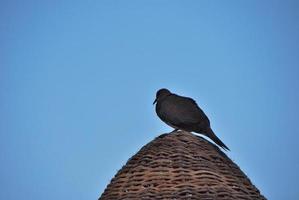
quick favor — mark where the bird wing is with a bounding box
[158,94,210,129]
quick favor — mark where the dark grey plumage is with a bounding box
[153,88,229,151]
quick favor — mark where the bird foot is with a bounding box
[170,129,179,133]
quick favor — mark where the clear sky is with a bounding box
[1,1,299,199]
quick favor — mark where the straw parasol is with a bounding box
[99,131,266,200]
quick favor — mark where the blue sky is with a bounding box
[1,1,299,199]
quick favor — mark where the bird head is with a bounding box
[153,88,171,104]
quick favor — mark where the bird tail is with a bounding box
[205,128,230,151]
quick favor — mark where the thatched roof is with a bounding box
[99,131,266,200]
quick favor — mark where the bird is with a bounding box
[153,88,229,151]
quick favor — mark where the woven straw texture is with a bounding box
[99,131,266,200]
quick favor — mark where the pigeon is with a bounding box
[153,88,229,151]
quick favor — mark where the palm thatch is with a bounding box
[99,131,266,200]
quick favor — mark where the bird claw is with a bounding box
[170,129,179,133]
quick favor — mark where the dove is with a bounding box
[153,88,229,150]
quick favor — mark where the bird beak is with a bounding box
[153,98,157,105]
